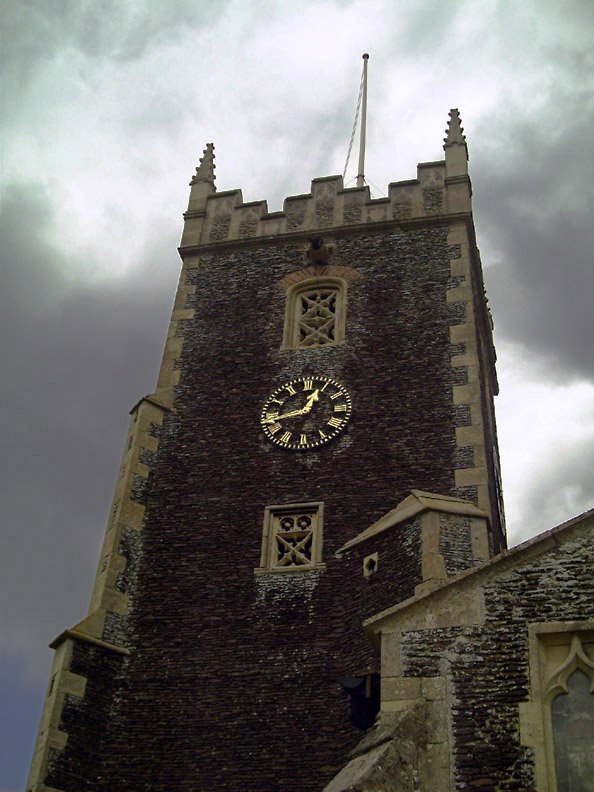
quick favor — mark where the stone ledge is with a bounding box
[50,628,130,655]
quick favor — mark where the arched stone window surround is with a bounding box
[283,275,347,349]
[521,622,594,792]
[543,633,594,791]
[543,633,594,702]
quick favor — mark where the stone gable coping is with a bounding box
[364,507,594,638]
[337,490,488,554]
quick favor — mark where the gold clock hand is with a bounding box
[301,389,320,414]
[263,407,305,423]
[263,390,320,423]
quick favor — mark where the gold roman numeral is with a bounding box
[320,380,330,392]
[269,423,282,434]
[330,391,344,400]
[302,379,313,391]
[280,431,292,444]
[334,404,347,412]
[318,429,327,439]
[284,384,297,396]
[299,434,308,446]
[327,417,342,428]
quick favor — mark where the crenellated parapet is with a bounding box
[180,162,472,251]
[180,110,472,251]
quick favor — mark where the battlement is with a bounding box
[180,161,472,250]
[180,110,470,250]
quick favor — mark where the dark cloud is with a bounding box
[4,0,229,66]
[2,0,231,124]
[1,183,176,680]
[475,103,594,381]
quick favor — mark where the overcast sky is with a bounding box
[1,1,593,788]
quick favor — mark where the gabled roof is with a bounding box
[337,490,488,554]
[363,506,594,637]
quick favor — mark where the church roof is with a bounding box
[363,505,594,637]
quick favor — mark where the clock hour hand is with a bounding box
[300,389,320,414]
[263,390,320,423]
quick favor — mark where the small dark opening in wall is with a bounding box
[363,552,379,577]
[339,673,381,731]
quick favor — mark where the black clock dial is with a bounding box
[261,375,352,451]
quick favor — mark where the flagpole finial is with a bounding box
[362,53,369,60]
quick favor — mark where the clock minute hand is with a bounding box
[263,406,306,423]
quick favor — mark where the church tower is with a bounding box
[28,109,505,791]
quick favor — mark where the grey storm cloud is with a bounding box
[4,0,229,71]
[1,183,175,680]
[477,108,594,380]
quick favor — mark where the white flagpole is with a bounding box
[356,53,369,188]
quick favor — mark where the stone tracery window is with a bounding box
[521,624,594,792]
[284,278,346,349]
[297,287,338,346]
[256,502,324,573]
[545,634,594,791]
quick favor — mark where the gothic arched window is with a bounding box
[544,633,594,792]
[284,278,346,349]
[551,669,594,791]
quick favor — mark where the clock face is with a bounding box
[261,375,352,451]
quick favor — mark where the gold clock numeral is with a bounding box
[299,434,308,446]
[284,384,297,396]
[266,411,279,421]
[320,380,330,392]
[334,404,347,412]
[268,423,282,434]
[330,391,344,400]
[270,398,283,406]
[302,379,313,391]
[280,431,292,444]
[328,417,343,428]
[318,429,327,439]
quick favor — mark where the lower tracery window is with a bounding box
[256,502,324,573]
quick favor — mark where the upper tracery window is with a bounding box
[284,278,346,349]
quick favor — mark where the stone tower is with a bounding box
[28,110,505,791]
